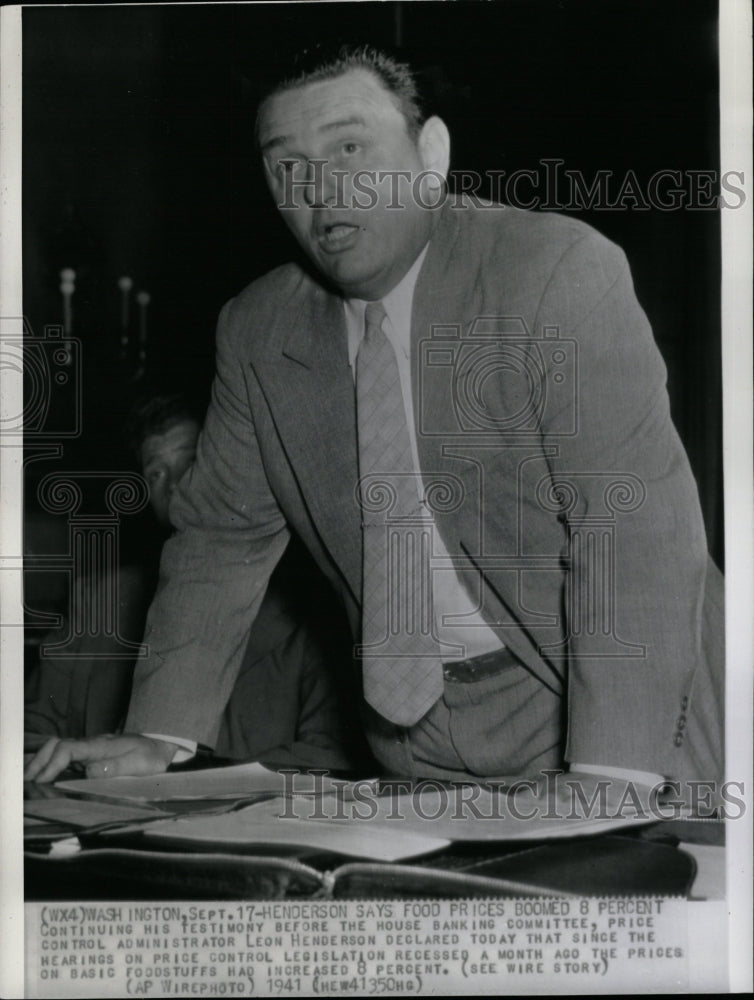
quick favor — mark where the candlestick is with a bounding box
[136,291,150,349]
[117,275,133,332]
[60,267,76,334]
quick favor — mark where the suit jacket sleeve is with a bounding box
[125,297,290,744]
[533,230,711,776]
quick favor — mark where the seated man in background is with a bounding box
[25,391,369,770]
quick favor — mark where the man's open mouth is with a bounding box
[318,222,361,250]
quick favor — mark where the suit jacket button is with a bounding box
[681,696,689,711]
[676,714,686,730]
[673,733,684,747]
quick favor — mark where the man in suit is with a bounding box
[26,45,723,794]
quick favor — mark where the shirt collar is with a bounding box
[344,243,430,368]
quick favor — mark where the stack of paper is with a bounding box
[145,797,450,861]
[54,761,362,803]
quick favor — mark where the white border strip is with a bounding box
[0,5,24,999]
[720,0,754,992]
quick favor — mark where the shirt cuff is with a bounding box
[569,762,665,788]
[143,734,197,764]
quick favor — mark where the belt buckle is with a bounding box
[443,648,510,684]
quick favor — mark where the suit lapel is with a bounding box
[410,202,478,475]
[410,203,564,692]
[251,285,362,604]
[411,200,484,549]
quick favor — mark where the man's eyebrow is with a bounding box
[260,135,289,155]
[261,116,368,154]
[320,115,368,134]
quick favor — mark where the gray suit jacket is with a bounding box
[127,200,723,783]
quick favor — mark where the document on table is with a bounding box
[145,797,450,861]
[24,798,171,829]
[54,761,366,803]
[350,779,658,841]
[53,767,658,841]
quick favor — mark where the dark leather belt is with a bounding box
[442,645,521,683]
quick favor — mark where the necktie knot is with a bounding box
[363,300,387,342]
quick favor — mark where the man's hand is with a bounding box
[23,734,178,784]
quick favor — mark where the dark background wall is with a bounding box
[22,0,723,564]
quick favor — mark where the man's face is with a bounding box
[259,69,446,301]
[140,418,200,527]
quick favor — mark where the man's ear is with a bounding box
[417,116,450,186]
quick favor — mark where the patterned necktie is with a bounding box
[356,300,444,726]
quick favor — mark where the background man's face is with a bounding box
[140,418,200,527]
[259,69,439,301]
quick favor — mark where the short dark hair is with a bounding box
[124,392,200,459]
[256,43,425,143]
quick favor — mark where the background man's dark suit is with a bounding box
[127,197,723,783]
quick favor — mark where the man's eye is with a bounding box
[277,158,300,176]
[342,142,360,156]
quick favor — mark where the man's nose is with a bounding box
[301,158,345,209]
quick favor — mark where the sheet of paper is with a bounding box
[23,798,171,828]
[355,806,655,842]
[54,762,362,803]
[145,797,449,861]
[54,767,656,840]
[290,778,658,842]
